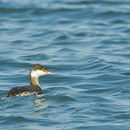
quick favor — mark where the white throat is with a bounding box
[31,70,47,78]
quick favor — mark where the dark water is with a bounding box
[0,0,130,129]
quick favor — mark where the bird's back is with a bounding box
[7,85,42,97]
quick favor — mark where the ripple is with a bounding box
[113,113,130,120]
[20,53,50,61]
[55,34,69,41]
[83,87,115,94]
[46,94,76,103]
[1,116,36,124]
[0,7,31,13]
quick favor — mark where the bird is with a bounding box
[7,64,54,97]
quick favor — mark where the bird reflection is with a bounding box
[33,94,48,111]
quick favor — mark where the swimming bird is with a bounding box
[7,64,54,97]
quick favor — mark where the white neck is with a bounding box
[30,70,47,87]
[31,70,47,78]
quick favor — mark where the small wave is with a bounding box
[46,94,77,103]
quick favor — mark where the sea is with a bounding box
[0,0,130,130]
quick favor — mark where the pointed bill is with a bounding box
[47,71,55,75]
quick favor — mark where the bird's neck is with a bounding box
[30,71,40,87]
[30,77,40,87]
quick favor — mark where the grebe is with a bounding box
[7,64,54,97]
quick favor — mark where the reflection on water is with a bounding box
[33,94,48,111]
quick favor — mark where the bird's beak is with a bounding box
[47,71,55,75]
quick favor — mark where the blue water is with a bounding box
[0,0,130,129]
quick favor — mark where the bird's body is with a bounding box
[7,85,42,97]
[7,64,54,97]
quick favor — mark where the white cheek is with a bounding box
[31,70,47,78]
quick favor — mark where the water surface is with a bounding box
[0,0,130,130]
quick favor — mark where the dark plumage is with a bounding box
[7,85,42,97]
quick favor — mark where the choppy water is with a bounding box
[0,0,130,129]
